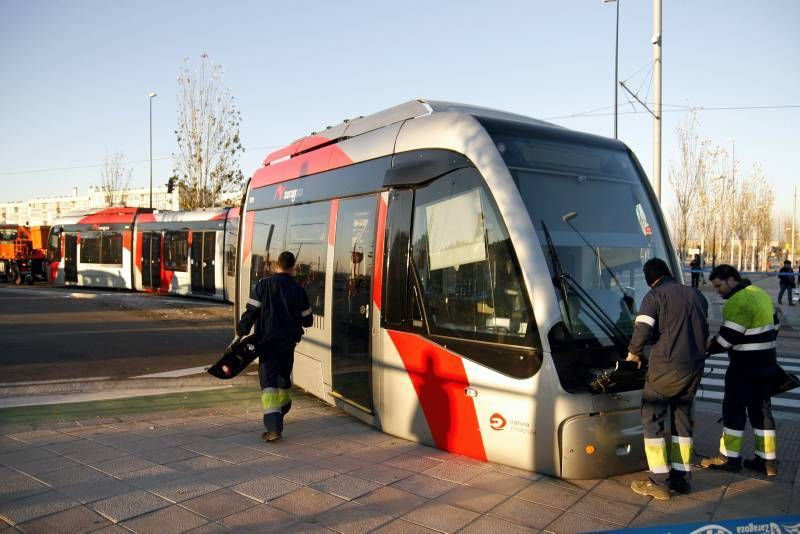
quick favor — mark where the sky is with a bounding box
[1,0,798,221]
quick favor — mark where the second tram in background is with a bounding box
[46,206,238,302]
[232,99,678,479]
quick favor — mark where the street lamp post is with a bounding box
[148,92,157,209]
[603,0,620,139]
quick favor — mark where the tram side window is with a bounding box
[250,207,288,292]
[225,221,238,276]
[80,232,101,263]
[164,231,188,271]
[411,169,534,346]
[286,202,329,316]
[0,228,17,241]
[47,229,62,261]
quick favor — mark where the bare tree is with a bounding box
[100,152,133,206]
[172,53,244,210]
[668,113,704,261]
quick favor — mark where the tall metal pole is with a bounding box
[792,185,796,266]
[652,0,662,201]
[148,92,157,209]
[614,0,619,139]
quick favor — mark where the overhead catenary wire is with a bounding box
[2,104,799,176]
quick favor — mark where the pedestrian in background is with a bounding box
[690,254,702,288]
[627,258,709,501]
[701,264,780,476]
[777,259,795,306]
[233,251,313,441]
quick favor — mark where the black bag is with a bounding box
[770,364,800,396]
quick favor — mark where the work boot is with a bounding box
[699,454,741,472]
[630,480,670,501]
[669,478,692,495]
[261,431,282,442]
[743,457,778,477]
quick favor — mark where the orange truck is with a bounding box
[0,224,50,284]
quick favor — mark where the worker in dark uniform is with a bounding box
[233,251,313,441]
[627,258,709,500]
[700,264,779,476]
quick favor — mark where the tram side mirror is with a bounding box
[384,150,472,188]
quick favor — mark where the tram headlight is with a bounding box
[585,444,596,455]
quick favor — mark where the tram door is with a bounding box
[191,231,215,294]
[331,196,376,412]
[64,234,77,283]
[141,232,161,289]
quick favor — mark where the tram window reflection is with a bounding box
[411,169,533,346]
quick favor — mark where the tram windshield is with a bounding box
[483,119,673,391]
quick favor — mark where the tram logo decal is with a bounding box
[274,184,304,203]
[489,413,507,431]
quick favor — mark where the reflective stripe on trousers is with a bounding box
[261,387,292,415]
[719,427,744,458]
[644,438,670,474]
[754,428,777,460]
[671,436,692,472]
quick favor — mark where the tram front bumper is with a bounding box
[559,408,646,479]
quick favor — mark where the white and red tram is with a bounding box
[48,207,238,302]
[234,100,678,478]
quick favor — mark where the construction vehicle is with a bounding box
[0,225,50,284]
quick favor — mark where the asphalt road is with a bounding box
[0,283,235,382]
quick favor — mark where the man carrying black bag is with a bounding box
[626,258,709,500]
[232,251,313,442]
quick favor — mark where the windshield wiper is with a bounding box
[541,219,629,358]
[562,210,632,303]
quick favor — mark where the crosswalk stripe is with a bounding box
[695,387,800,409]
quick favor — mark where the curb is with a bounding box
[0,373,259,397]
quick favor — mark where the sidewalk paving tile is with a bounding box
[145,474,221,503]
[0,472,51,504]
[268,486,346,520]
[14,455,85,476]
[401,500,479,533]
[58,477,136,504]
[277,464,339,486]
[716,487,793,517]
[355,486,428,518]
[0,446,60,466]
[514,479,585,510]
[16,504,113,533]
[314,500,394,533]
[42,438,97,455]
[371,519,440,533]
[420,461,484,484]
[65,445,130,465]
[466,470,532,496]
[384,453,443,473]
[487,496,563,530]
[137,446,199,464]
[181,488,260,521]
[35,465,111,488]
[311,474,383,501]
[544,511,623,533]
[230,475,303,503]
[343,446,407,464]
[435,485,507,513]
[184,522,233,533]
[644,494,715,523]
[314,455,374,474]
[117,464,184,488]
[89,490,171,523]
[459,515,537,533]
[567,493,643,525]
[351,464,415,485]
[588,479,654,507]
[92,454,159,475]
[627,507,674,528]
[283,521,335,533]
[0,490,79,525]
[391,473,459,499]
[121,504,209,533]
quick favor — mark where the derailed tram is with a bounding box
[234,100,678,478]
